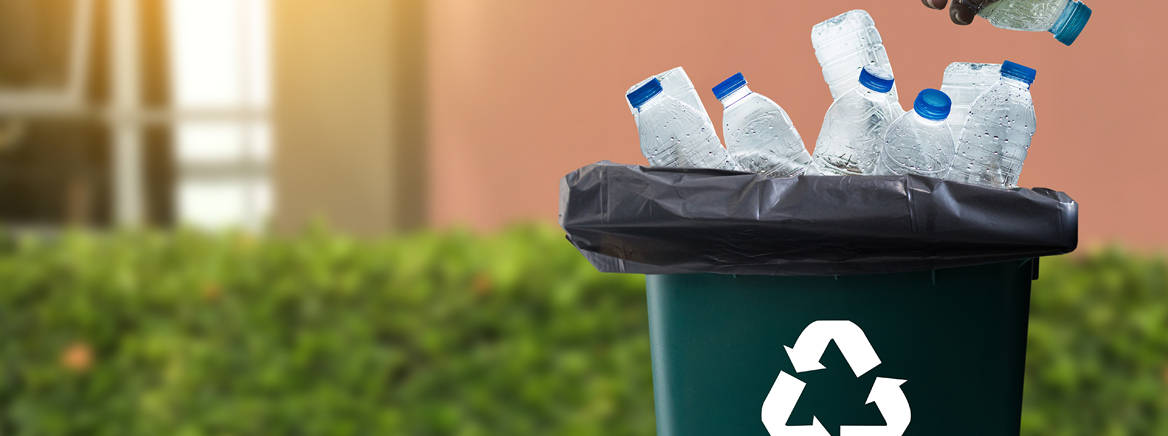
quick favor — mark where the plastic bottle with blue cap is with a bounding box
[875,89,956,178]
[977,0,1092,46]
[625,67,714,130]
[627,78,742,171]
[713,72,814,178]
[946,61,1038,188]
[812,66,902,175]
[811,10,899,104]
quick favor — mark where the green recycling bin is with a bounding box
[647,259,1037,436]
[560,162,1078,436]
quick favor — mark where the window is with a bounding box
[167,0,271,230]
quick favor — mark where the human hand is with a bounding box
[922,0,1002,25]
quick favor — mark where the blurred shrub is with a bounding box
[0,225,651,436]
[0,225,1163,435]
[1024,251,1168,436]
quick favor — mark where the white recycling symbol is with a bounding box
[761,320,911,436]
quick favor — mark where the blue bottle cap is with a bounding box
[858,66,894,93]
[913,89,951,121]
[712,73,748,101]
[628,78,663,110]
[1050,1,1091,46]
[1000,60,1037,85]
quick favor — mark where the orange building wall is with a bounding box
[428,1,1164,248]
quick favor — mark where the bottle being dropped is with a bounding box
[812,66,900,176]
[713,72,814,178]
[811,10,900,106]
[628,78,742,171]
[876,89,955,178]
[940,62,1001,141]
[978,0,1092,46]
[625,67,713,131]
[947,61,1037,188]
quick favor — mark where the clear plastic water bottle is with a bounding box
[812,66,900,176]
[628,78,742,171]
[947,61,1037,188]
[625,67,713,132]
[713,72,814,178]
[876,89,955,178]
[940,62,1001,141]
[811,10,899,105]
[978,0,1092,46]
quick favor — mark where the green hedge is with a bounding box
[0,225,1164,435]
[1023,250,1168,436]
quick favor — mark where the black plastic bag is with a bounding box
[559,161,1077,276]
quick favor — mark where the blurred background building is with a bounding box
[0,3,1163,435]
[0,0,271,230]
[0,0,425,234]
[0,0,1163,247]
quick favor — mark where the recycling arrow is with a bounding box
[840,378,910,436]
[761,371,830,436]
[763,320,911,436]
[784,320,882,377]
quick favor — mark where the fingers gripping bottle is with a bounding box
[947,61,1037,188]
[977,0,1092,46]
[876,89,956,178]
[811,10,899,105]
[628,78,742,171]
[812,66,900,175]
[940,62,1002,141]
[713,73,814,178]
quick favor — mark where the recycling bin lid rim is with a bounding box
[559,161,1077,276]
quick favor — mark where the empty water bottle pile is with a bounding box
[625,5,1091,189]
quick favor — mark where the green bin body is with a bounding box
[646,259,1037,436]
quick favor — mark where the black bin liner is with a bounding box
[559,161,1077,276]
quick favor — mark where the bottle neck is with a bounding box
[1048,0,1074,32]
[719,85,753,109]
[1048,0,1090,45]
[911,110,948,126]
[859,87,899,115]
[998,76,1032,91]
[635,92,665,113]
[858,86,890,102]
